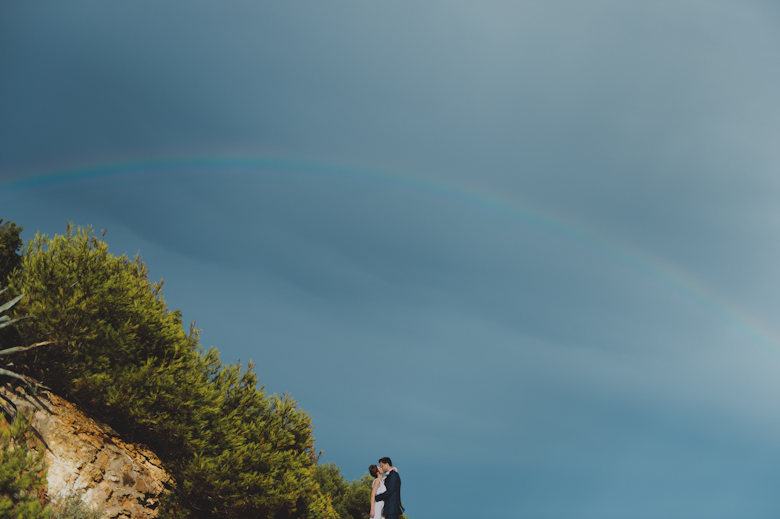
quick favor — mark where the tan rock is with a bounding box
[135,478,148,494]
[1,387,174,519]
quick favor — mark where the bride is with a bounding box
[369,464,397,518]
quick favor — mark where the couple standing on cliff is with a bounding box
[368,457,403,519]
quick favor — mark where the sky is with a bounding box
[2,1,780,518]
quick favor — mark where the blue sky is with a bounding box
[2,2,780,518]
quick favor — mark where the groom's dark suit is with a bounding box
[375,470,403,518]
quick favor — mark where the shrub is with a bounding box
[314,466,409,519]
[0,220,23,284]
[0,414,49,519]
[0,288,54,420]
[314,462,352,519]
[48,494,100,519]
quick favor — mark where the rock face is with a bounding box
[1,386,174,519]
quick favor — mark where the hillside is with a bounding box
[0,223,338,519]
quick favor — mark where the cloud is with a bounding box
[4,1,780,517]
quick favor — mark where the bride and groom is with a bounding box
[369,457,403,519]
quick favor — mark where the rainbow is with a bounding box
[3,154,779,353]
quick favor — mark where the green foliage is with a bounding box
[0,415,49,519]
[314,466,408,519]
[0,221,23,284]
[6,224,337,519]
[48,495,100,519]
[314,463,351,518]
[0,288,53,402]
[339,474,374,519]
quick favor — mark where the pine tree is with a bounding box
[6,224,338,519]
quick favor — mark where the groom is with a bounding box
[374,457,403,519]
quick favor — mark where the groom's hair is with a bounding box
[369,465,379,478]
[378,457,392,466]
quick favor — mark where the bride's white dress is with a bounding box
[374,477,386,518]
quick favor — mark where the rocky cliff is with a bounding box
[1,386,174,519]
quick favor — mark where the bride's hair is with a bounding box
[369,464,379,478]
